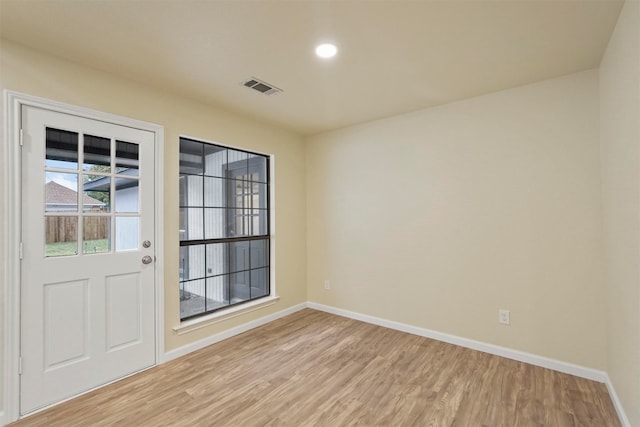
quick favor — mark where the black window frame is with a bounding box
[179,137,270,321]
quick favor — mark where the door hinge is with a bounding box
[18,356,23,375]
[19,128,24,146]
[19,242,23,260]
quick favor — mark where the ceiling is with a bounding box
[0,0,624,136]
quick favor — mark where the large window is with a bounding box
[179,137,270,320]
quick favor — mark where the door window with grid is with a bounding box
[179,137,270,320]
[44,128,141,257]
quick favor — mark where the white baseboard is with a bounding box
[0,410,5,427]
[162,302,307,363]
[166,300,606,381]
[307,302,607,383]
[604,374,632,427]
[308,303,636,425]
[10,300,626,427]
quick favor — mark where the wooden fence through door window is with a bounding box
[45,216,109,243]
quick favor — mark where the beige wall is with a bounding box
[600,0,640,425]
[0,40,307,413]
[306,70,606,370]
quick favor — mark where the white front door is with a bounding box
[20,105,156,414]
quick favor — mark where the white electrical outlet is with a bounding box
[324,280,330,290]
[498,309,510,325]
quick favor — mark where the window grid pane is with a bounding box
[179,137,270,321]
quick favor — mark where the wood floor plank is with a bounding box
[9,309,621,427]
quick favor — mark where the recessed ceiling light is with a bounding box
[315,43,337,59]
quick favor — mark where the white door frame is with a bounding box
[2,91,165,424]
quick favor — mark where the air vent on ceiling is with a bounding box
[242,77,283,96]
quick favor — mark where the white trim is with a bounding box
[307,302,608,382]
[173,296,280,334]
[3,90,25,425]
[164,302,306,362]
[269,153,277,317]
[153,122,165,373]
[604,374,632,427]
[2,91,165,425]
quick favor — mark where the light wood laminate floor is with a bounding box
[10,309,620,426]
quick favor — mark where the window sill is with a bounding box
[173,295,280,335]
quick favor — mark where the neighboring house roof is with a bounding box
[45,180,104,206]
[83,168,138,192]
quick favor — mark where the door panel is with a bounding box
[105,273,141,350]
[20,106,156,414]
[43,280,89,369]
